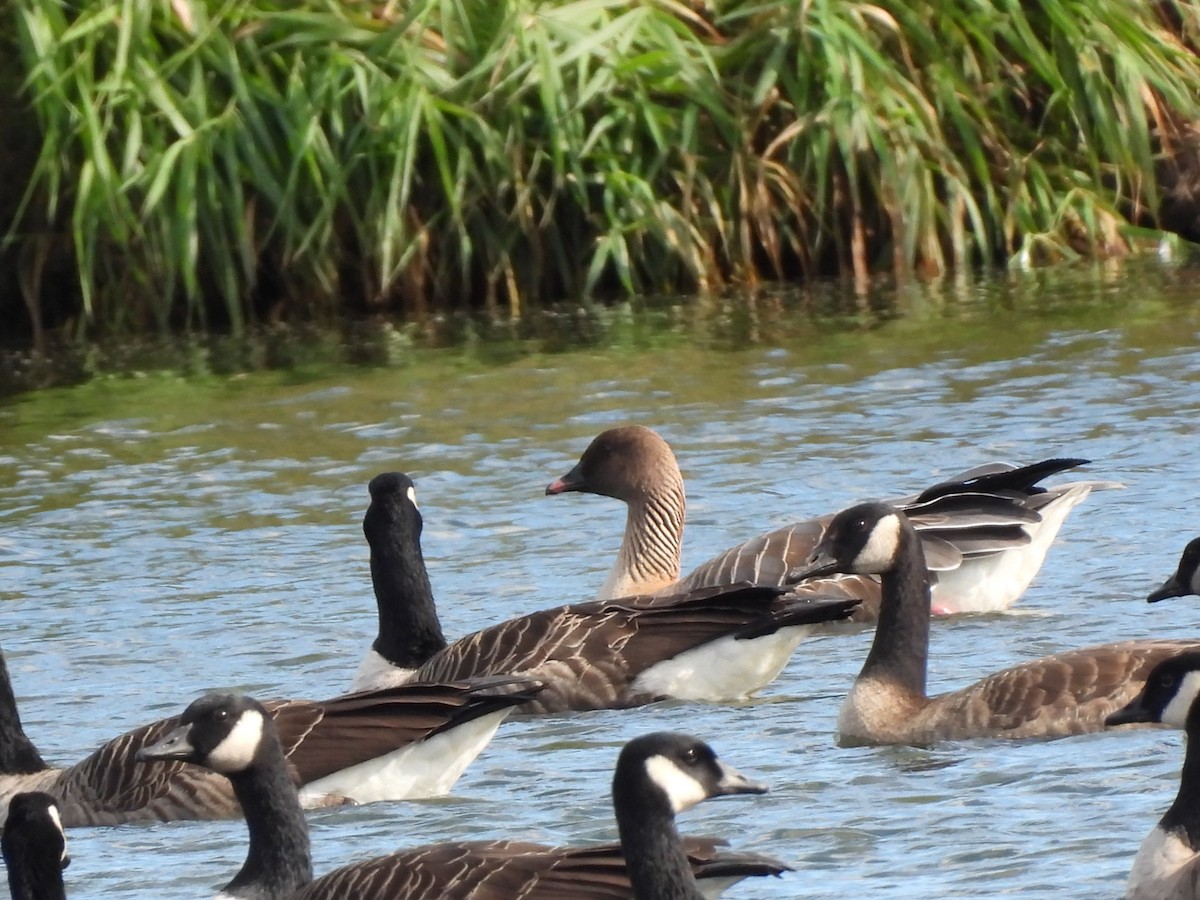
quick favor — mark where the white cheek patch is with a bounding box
[1190,565,1200,597]
[854,514,901,573]
[644,754,708,813]
[47,804,67,863]
[406,486,418,510]
[206,709,265,773]
[1161,671,1200,728]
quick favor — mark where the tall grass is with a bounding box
[5,0,1200,342]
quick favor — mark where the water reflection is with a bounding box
[0,264,1199,897]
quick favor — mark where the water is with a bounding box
[2,266,1200,897]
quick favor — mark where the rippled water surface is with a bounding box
[4,266,1200,897]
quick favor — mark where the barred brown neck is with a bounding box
[602,482,685,598]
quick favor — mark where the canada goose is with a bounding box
[545,425,1114,617]
[352,472,860,708]
[1147,538,1200,602]
[1106,652,1200,900]
[0,645,538,826]
[789,501,1200,744]
[137,692,788,899]
[2,792,68,900]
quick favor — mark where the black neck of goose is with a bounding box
[365,518,447,671]
[0,653,49,774]
[223,742,313,898]
[1161,708,1200,847]
[2,840,65,900]
[859,524,930,697]
[613,772,704,900]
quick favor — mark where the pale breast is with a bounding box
[1127,826,1200,900]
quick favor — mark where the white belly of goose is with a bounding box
[630,625,811,701]
[930,484,1094,614]
[350,648,416,693]
[1127,826,1200,900]
[297,708,510,806]
[697,876,750,899]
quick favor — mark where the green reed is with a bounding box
[5,0,1200,341]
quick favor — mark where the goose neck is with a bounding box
[607,487,684,598]
[1162,724,1200,848]
[223,744,313,899]
[368,535,448,671]
[613,775,703,900]
[858,529,930,697]
[3,849,65,900]
[0,654,48,775]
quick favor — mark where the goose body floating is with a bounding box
[138,692,787,899]
[352,472,858,708]
[546,425,1115,618]
[791,501,1200,745]
[1107,652,1200,900]
[0,645,537,826]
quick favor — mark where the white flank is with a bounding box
[297,708,510,806]
[697,876,745,899]
[350,649,417,693]
[1127,826,1199,900]
[631,625,810,701]
[644,754,707,813]
[47,803,67,862]
[930,484,1092,614]
[1161,671,1200,729]
[406,485,418,509]
[207,710,265,774]
[855,514,901,574]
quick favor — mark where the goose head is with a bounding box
[546,426,677,501]
[137,693,271,776]
[2,791,69,872]
[1148,538,1200,603]
[788,501,909,581]
[613,732,767,815]
[1107,653,1200,729]
[364,472,423,547]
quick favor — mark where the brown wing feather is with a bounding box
[273,680,537,784]
[53,715,241,826]
[51,679,535,825]
[671,463,1097,623]
[926,639,1200,740]
[411,586,850,712]
[294,837,784,899]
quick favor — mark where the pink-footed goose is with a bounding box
[546,425,1116,620]
[351,472,858,704]
[791,500,1200,745]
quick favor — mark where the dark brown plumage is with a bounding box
[356,472,859,709]
[409,585,860,713]
[289,837,784,899]
[0,648,537,827]
[139,694,788,900]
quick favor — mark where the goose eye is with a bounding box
[214,708,229,721]
[681,748,699,764]
[1157,673,1177,690]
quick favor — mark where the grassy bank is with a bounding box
[4,0,1200,345]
